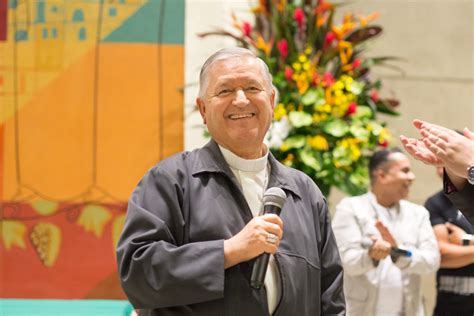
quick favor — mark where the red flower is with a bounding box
[379,140,389,148]
[315,0,333,15]
[345,102,357,116]
[324,31,335,49]
[370,90,379,103]
[285,66,293,82]
[293,8,305,29]
[312,72,320,86]
[322,72,335,86]
[351,58,361,69]
[277,39,289,60]
[242,21,252,38]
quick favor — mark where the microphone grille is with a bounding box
[263,187,286,208]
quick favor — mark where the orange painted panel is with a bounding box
[2,44,184,202]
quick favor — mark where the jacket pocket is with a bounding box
[274,252,321,316]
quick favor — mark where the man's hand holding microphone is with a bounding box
[223,187,286,289]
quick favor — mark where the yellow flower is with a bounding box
[297,79,309,94]
[312,114,321,123]
[308,135,329,151]
[292,62,302,71]
[274,103,287,120]
[298,54,308,63]
[334,81,344,91]
[379,128,391,144]
[304,46,312,55]
[283,153,294,166]
[350,144,361,161]
[341,75,353,84]
[280,143,289,152]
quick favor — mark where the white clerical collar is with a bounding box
[218,145,268,172]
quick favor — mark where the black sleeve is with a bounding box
[116,166,225,309]
[446,183,474,224]
[424,194,446,227]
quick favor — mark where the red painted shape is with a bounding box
[0,0,7,41]
[1,202,127,299]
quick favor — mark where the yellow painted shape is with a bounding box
[1,220,27,250]
[77,204,112,238]
[30,200,59,216]
[30,221,62,267]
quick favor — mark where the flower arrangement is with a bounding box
[199,0,400,196]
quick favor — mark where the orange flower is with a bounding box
[255,33,273,56]
[276,0,287,12]
[252,0,270,15]
[315,0,333,15]
[358,12,380,27]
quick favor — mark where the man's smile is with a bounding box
[228,113,256,120]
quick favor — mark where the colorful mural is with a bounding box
[0,0,184,299]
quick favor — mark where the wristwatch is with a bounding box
[468,164,474,185]
[462,234,473,246]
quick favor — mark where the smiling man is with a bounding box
[332,148,440,316]
[116,48,345,316]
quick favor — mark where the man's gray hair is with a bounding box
[198,47,273,97]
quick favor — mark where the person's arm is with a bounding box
[332,198,384,276]
[390,209,440,274]
[446,222,474,246]
[400,120,474,180]
[433,224,474,268]
[116,168,225,309]
[316,194,345,315]
[443,173,474,223]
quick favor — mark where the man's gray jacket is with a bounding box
[116,140,345,315]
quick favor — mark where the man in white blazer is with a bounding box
[332,148,439,316]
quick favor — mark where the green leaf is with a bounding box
[289,111,313,128]
[350,125,370,140]
[348,81,364,95]
[301,88,325,106]
[324,119,349,137]
[283,135,306,149]
[301,90,317,105]
[352,106,372,119]
[299,149,321,171]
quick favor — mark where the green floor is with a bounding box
[0,299,134,316]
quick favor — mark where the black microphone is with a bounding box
[361,238,412,257]
[250,187,287,290]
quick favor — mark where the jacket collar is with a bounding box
[191,139,302,199]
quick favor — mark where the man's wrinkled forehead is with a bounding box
[207,57,268,85]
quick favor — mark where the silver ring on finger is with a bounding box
[266,233,278,245]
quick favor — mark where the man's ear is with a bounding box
[270,87,276,111]
[196,97,207,124]
[375,169,386,183]
[269,87,276,119]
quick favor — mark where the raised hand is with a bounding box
[375,220,398,248]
